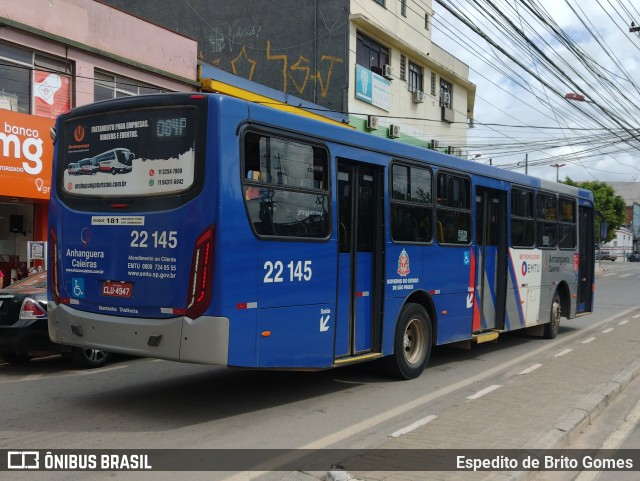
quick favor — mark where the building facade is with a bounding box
[0,0,197,282]
[101,0,476,151]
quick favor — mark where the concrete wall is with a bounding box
[101,0,349,112]
[0,0,197,85]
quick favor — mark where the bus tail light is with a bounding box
[49,227,63,305]
[186,225,215,319]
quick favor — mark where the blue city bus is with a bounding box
[48,93,599,379]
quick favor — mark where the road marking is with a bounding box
[518,363,542,375]
[220,304,640,481]
[619,273,632,278]
[390,415,437,437]
[619,320,629,325]
[554,348,573,357]
[467,385,502,400]
[602,328,614,334]
[581,337,596,344]
[633,314,640,319]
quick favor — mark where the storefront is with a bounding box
[0,109,54,285]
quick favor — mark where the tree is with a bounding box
[563,178,626,243]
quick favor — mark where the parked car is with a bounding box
[628,253,640,262]
[0,272,111,367]
[595,250,617,261]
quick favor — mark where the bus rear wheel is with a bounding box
[384,303,432,380]
[544,292,561,339]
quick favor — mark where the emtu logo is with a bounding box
[522,261,528,276]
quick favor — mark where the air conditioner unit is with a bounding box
[366,115,379,130]
[440,92,451,106]
[431,139,439,150]
[382,64,393,80]
[389,124,400,138]
[412,90,425,103]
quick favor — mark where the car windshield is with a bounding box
[5,272,47,289]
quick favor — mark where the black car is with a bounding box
[0,272,111,368]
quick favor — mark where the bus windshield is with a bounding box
[61,108,197,197]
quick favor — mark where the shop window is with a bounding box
[94,71,161,101]
[0,43,71,116]
[356,32,389,73]
[408,61,423,93]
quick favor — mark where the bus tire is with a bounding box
[384,303,432,380]
[70,347,112,369]
[111,168,117,175]
[544,291,561,339]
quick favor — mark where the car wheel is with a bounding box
[383,303,432,380]
[70,347,111,368]
[0,353,32,364]
[544,292,561,339]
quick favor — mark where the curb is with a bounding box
[486,358,640,481]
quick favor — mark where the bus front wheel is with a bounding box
[544,291,561,339]
[384,303,432,380]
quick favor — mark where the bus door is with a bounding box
[576,205,595,313]
[474,188,508,331]
[335,159,384,358]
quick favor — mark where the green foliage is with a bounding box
[563,178,626,242]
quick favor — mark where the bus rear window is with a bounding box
[61,108,197,197]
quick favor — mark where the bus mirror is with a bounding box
[50,126,56,143]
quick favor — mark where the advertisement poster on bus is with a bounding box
[62,108,196,198]
[0,109,54,199]
[33,70,71,120]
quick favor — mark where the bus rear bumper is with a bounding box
[48,302,229,365]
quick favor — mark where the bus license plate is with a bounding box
[102,281,133,298]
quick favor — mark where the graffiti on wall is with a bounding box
[209,37,344,98]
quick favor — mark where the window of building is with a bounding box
[0,42,71,115]
[391,163,432,243]
[242,132,329,239]
[440,79,452,108]
[372,0,385,6]
[401,0,407,16]
[430,72,436,96]
[356,32,390,73]
[536,193,557,248]
[436,173,471,245]
[511,188,535,247]
[400,55,406,81]
[408,61,424,93]
[558,197,576,249]
[94,71,160,101]
[425,13,430,30]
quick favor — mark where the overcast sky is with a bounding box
[432,0,640,183]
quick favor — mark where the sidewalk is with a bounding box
[322,283,640,480]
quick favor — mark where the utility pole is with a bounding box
[551,163,565,182]
[525,153,528,174]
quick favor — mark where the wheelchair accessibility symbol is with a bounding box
[72,278,85,298]
[463,251,471,266]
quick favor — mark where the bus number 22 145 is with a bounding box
[263,260,312,283]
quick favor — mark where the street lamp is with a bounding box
[551,163,565,182]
